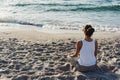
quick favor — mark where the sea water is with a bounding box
[0,0,120,32]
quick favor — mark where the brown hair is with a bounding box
[84,25,95,37]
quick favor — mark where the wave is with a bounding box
[0,18,120,32]
[13,3,94,7]
[15,21,43,27]
[13,3,120,12]
[8,0,120,12]
[46,5,120,12]
[0,19,43,27]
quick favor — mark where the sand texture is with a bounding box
[0,28,120,80]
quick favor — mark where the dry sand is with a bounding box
[0,27,120,80]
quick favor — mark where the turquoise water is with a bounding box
[0,0,120,32]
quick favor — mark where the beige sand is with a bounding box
[0,27,119,80]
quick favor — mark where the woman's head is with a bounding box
[83,25,95,37]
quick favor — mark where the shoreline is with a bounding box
[0,26,120,42]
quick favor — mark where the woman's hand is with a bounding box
[69,41,82,58]
[69,53,77,57]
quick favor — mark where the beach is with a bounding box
[0,27,120,80]
[0,0,120,79]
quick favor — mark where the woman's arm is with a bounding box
[70,41,82,57]
[94,40,98,57]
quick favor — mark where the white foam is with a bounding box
[42,23,120,33]
[0,22,120,33]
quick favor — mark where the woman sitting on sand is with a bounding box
[68,25,98,72]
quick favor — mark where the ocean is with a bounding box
[0,0,120,32]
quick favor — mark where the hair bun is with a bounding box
[87,27,95,32]
[85,25,95,37]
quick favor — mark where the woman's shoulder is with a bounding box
[75,40,83,49]
[92,39,98,45]
[93,39,98,42]
[76,40,83,45]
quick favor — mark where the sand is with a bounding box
[0,27,120,80]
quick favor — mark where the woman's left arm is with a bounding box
[70,41,82,57]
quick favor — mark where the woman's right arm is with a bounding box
[94,40,98,57]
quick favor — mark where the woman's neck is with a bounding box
[85,36,92,42]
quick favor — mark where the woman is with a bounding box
[68,25,98,72]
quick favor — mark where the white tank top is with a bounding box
[78,39,96,66]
